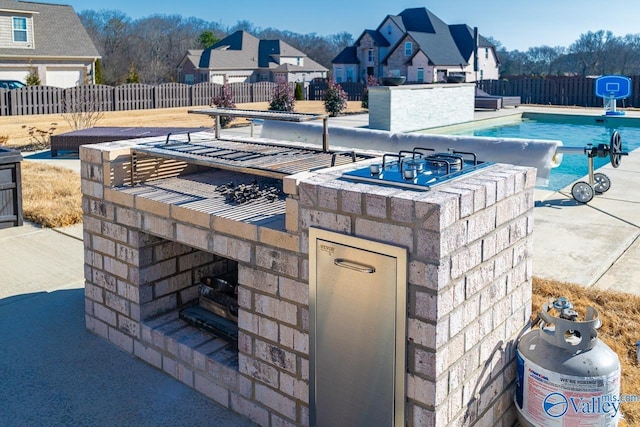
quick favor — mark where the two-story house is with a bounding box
[0,0,100,88]
[177,31,328,85]
[332,7,499,84]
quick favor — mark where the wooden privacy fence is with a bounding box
[308,76,640,108]
[0,81,283,116]
[478,76,640,108]
[308,81,364,101]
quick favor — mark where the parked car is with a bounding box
[0,80,26,90]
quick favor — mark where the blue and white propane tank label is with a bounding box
[516,351,621,426]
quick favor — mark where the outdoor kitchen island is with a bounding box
[80,128,535,426]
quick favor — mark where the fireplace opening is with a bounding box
[180,266,239,345]
[136,233,241,372]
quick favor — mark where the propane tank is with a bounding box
[515,297,621,426]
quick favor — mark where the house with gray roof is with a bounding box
[0,0,100,87]
[177,31,328,85]
[332,7,499,84]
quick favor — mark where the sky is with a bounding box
[46,0,640,51]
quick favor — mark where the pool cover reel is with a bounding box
[556,131,629,203]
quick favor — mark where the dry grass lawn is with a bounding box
[0,101,366,149]
[21,161,82,228]
[6,102,640,424]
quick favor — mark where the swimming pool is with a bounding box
[434,113,640,191]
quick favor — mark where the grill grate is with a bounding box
[131,136,372,180]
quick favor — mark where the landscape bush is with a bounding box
[323,81,348,117]
[361,75,379,109]
[269,81,295,112]
[211,83,236,128]
[294,82,304,101]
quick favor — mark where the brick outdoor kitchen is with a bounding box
[79,129,535,426]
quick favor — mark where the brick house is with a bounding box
[177,31,328,85]
[332,7,499,84]
[0,0,100,87]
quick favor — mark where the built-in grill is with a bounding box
[342,147,496,190]
[131,134,372,183]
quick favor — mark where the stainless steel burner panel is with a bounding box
[342,148,496,190]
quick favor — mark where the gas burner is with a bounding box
[344,147,495,190]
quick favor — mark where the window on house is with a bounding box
[417,68,424,83]
[387,25,392,35]
[485,48,489,59]
[336,67,342,83]
[346,67,354,82]
[405,42,412,56]
[185,74,194,84]
[480,70,484,80]
[368,49,374,63]
[296,57,301,66]
[13,17,28,42]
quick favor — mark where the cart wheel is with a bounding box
[610,131,623,168]
[593,173,611,193]
[571,181,594,203]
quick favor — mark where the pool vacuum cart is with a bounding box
[556,130,628,203]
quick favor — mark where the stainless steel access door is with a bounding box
[309,228,407,427]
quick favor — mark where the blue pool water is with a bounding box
[444,116,640,191]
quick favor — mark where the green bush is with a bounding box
[323,81,348,117]
[294,82,304,101]
[25,70,40,86]
[269,81,295,112]
[94,59,103,84]
[126,63,140,83]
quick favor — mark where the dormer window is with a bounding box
[387,25,392,35]
[404,42,412,56]
[13,17,28,42]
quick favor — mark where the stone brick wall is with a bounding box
[292,163,535,426]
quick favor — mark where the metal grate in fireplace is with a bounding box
[180,270,239,344]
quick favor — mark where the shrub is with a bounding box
[361,75,379,109]
[269,81,295,112]
[25,70,40,86]
[94,59,103,84]
[294,82,304,101]
[211,83,236,128]
[323,81,348,117]
[126,63,140,83]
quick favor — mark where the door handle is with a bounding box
[334,259,376,273]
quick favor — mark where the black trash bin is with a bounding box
[0,147,23,228]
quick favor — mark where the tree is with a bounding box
[199,30,219,49]
[569,30,615,76]
[94,59,103,84]
[269,81,295,112]
[294,82,304,101]
[323,81,347,117]
[525,46,565,76]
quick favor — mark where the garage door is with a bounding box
[0,69,29,83]
[45,69,83,88]
[227,75,249,83]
